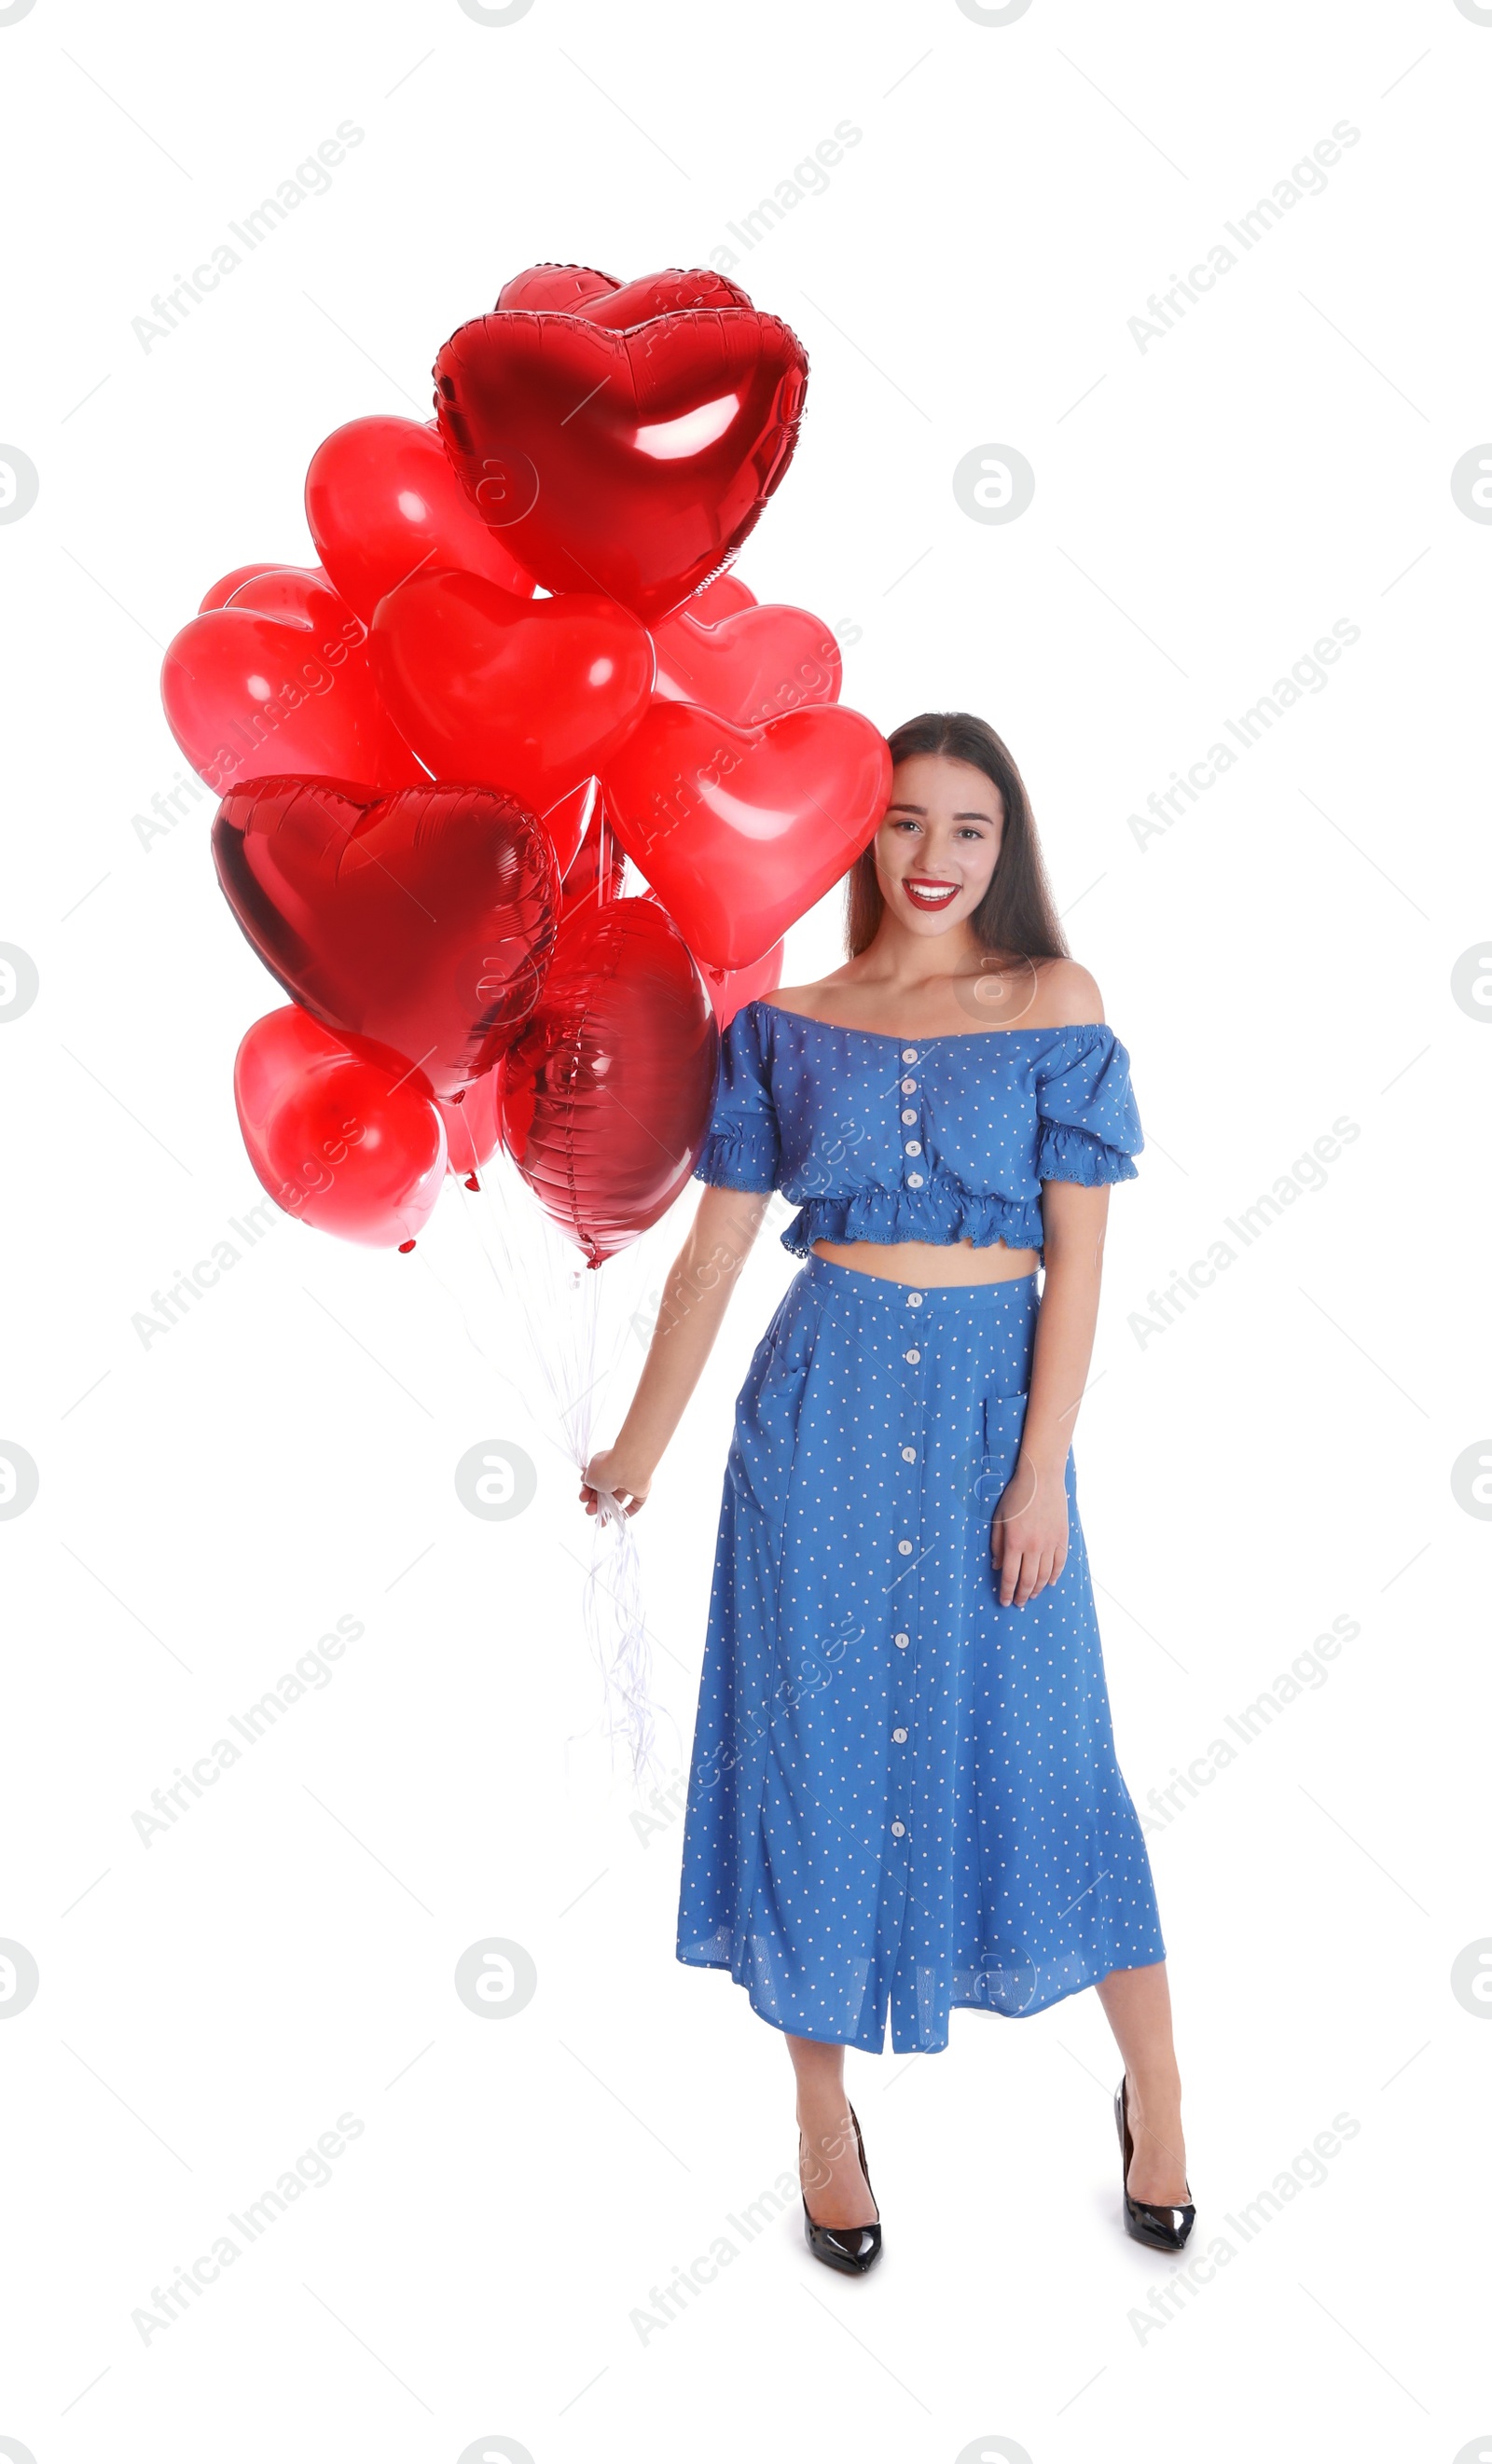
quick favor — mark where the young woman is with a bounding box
[580,712,1191,2275]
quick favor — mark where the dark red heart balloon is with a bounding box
[496,262,754,325]
[162,598,422,797]
[305,415,533,620]
[369,569,655,817]
[494,263,624,315]
[601,700,892,971]
[434,286,808,620]
[213,779,559,1098]
[651,599,841,728]
[235,1005,447,1247]
[498,897,717,1267]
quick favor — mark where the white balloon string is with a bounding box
[582,1482,667,1782]
[437,1143,673,1790]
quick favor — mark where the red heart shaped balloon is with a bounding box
[235,1005,447,1247]
[434,293,808,620]
[370,569,655,817]
[493,262,623,315]
[213,779,559,1098]
[685,570,756,622]
[436,1067,503,1181]
[602,701,891,971]
[161,600,422,797]
[497,262,754,325]
[651,600,841,729]
[701,937,784,1031]
[641,879,783,1025]
[498,897,717,1267]
[305,415,533,620]
[223,566,348,626]
[200,561,312,614]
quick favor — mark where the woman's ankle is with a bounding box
[797,2099,854,2153]
[1125,2061,1181,2111]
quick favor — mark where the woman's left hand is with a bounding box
[991,1451,1069,1606]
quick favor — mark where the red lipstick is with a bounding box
[902,877,960,913]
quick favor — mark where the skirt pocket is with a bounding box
[972,1389,1030,1508]
[729,1272,823,1522]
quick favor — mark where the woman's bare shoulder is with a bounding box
[1030,956,1106,1029]
[756,972,857,1021]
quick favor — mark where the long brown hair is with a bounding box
[846,712,1070,962]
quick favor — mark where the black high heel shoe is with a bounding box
[799,2103,882,2276]
[1115,2075,1195,2252]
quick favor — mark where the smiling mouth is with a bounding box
[902,878,960,912]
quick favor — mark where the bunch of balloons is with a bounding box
[160,262,893,1265]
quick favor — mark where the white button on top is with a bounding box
[905,1347,920,1364]
[902,1047,918,1063]
[890,1820,906,1838]
[901,1109,917,1126]
[905,1140,921,1156]
[897,1539,913,1557]
[901,1077,917,1095]
[893,1631,910,1648]
[891,1727,908,1744]
[907,1172,925,1189]
[906,1292,923,1308]
[901,1446,916,1462]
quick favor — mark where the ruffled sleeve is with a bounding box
[1035,1026,1143,1187]
[693,1004,781,1193]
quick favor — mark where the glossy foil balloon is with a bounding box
[161,588,422,797]
[235,1006,447,1247]
[701,937,784,1031]
[223,566,344,624]
[305,414,533,620]
[434,270,808,621]
[496,263,755,321]
[559,787,626,925]
[437,1068,502,1182]
[214,779,559,1097]
[200,561,310,613]
[370,570,654,817]
[498,897,717,1267]
[684,570,757,622]
[542,775,601,882]
[651,596,841,729]
[602,700,892,972]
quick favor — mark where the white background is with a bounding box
[1,0,1487,2457]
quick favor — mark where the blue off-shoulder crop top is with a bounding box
[694,1000,1143,1258]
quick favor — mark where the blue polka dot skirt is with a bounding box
[675,1254,1167,2054]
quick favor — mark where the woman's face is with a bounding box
[874,753,1005,938]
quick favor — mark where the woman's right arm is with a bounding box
[579,1182,772,1517]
